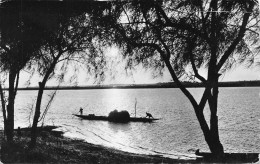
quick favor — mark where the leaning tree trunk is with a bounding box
[164,58,224,155]
[30,57,59,148]
[5,71,16,143]
[30,82,45,148]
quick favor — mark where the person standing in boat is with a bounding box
[146,112,154,119]
[79,107,83,115]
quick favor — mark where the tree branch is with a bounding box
[122,5,131,24]
[14,71,19,97]
[164,59,200,110]
[154,3,210,43]
[217,3,254,72]
[115,22,200,112]
[190,53,207,84]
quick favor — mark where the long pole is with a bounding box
[135,98,137,117]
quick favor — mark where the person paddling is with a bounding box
[146,112,153,119]
[79,107,83,115]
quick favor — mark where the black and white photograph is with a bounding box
[0,0,259,163]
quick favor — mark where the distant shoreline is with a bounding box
[3,80,260,90]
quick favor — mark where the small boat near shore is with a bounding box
[74,101,160,123]
[73,114,160,123]
[195,150,259,163]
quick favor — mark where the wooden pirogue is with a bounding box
[195,150,259,163]
[73,114,160,123]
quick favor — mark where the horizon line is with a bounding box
[1,80,260,90]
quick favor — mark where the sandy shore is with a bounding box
[0,126,196,163]
[1,126,258,163]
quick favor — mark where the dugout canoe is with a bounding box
[195,150,259,163]
[73,114,160,123]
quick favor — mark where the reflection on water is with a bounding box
[108,122,132,133]
[1,87,259,159]
[103,89,123,114]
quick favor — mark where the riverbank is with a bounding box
[0,126,258,163]
[0,126,196,163]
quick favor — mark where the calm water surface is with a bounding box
[2,87,260,159]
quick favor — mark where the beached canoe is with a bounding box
[195,151,259,163]
[73,114,160,123]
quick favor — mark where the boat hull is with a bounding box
[73,114,159,123]
[195,151,259,163]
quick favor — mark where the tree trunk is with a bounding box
[205,118,224,155]
[0,83,7,136]
[164,58,224,154]
[30,82,45,148]
[30,57,59,148]
[195,103,224,155]
[204,120,224,155]
[5,71,16,143]
[206,76,224,155]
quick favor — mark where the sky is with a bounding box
[18,65,260,87]
[17,46,260,87]
[1,0,259,87]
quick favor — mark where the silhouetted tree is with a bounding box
[92,0,259,155]
[29,12,105,148]
[0,0,108,145]
[0,1,48,142]
[27,2,108,148]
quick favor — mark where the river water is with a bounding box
[2,87,260,159]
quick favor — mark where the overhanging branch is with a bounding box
[217,3,254,72]
[115,22,200,112]
[154,3,210,43]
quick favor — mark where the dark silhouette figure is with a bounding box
[79,107,83,115]
[146,112,153,119]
